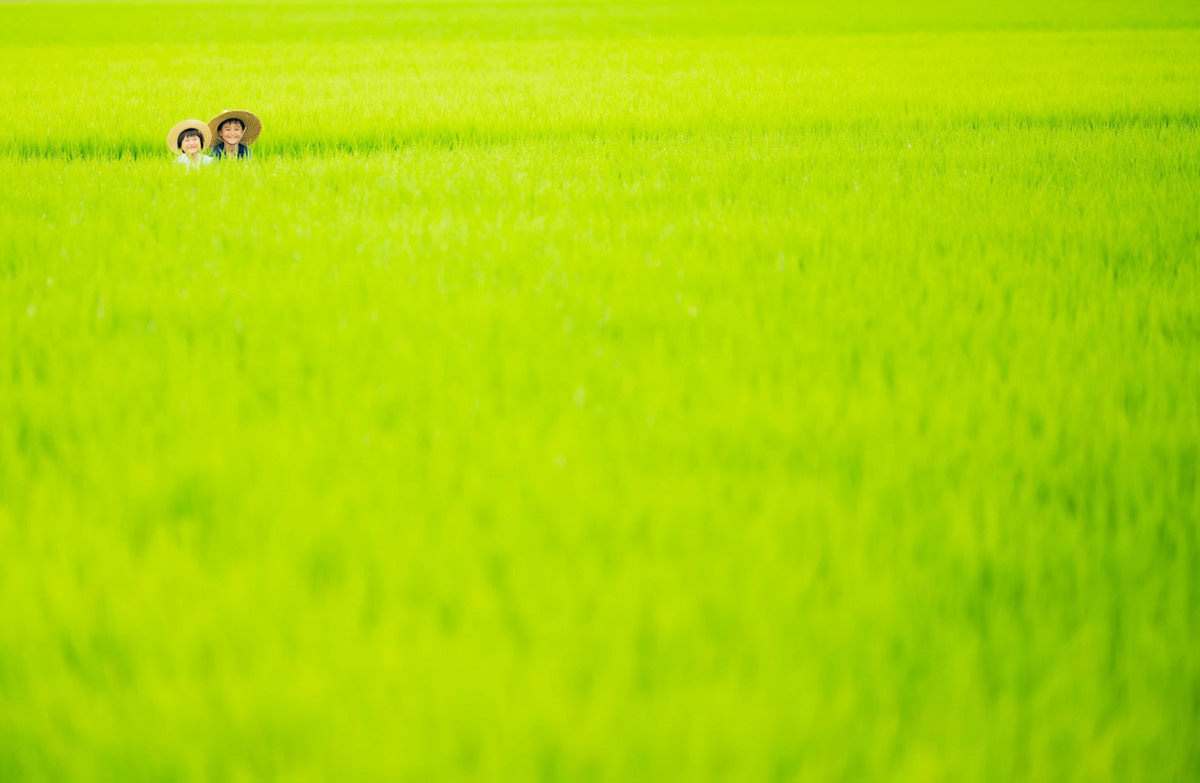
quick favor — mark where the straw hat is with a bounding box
[208,109,263,145]
[167,119,211,152]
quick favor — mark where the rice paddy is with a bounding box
[1,1,1199,780]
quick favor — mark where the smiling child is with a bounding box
[208,110,262,160]
[168,119,213,170]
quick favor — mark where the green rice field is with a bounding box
[2,1,1199,780]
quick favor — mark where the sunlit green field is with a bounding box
[2,1,1199,780]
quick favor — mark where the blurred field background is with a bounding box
[2,1,1199,780]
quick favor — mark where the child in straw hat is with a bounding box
[168,119,213,170]
[209,110,262,160]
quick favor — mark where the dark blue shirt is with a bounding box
[211,143,252,159]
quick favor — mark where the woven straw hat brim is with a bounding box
[167,119,212,153]
[208,110,263,145]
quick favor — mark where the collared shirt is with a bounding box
[211,143,252,160]
[175,152,214,170]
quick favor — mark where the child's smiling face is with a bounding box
[180,131,202,154]
[220,120,244,146]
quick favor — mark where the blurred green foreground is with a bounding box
[1,1,1198,780]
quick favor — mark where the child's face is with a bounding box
[220,121,244,145]
[181,133,202,154]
